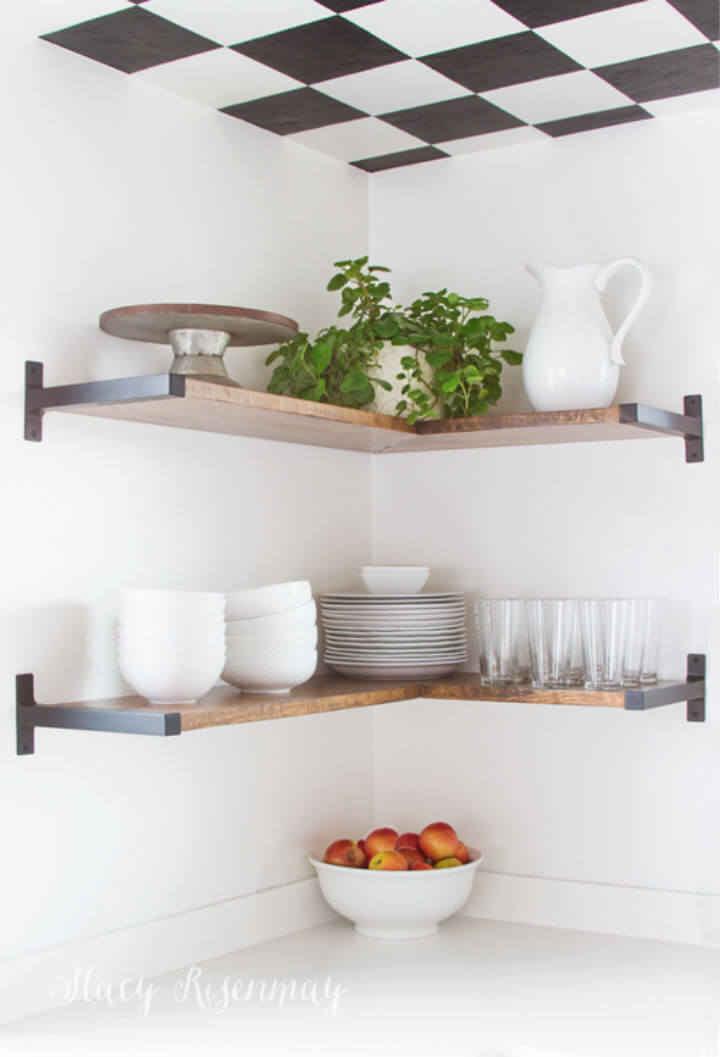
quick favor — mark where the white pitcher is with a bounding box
[522,259,651,412]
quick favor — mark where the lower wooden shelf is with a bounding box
[16,661,706,754]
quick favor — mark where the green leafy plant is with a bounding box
[266,257,400,409]
[396,291,520,423]
[265,259,521,420]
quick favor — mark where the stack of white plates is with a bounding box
[117,590,226,705]
[223,581,318,693]
[320,593,467,679]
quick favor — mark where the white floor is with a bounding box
[1,917,718,1057]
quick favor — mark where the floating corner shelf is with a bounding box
[24,361,704,459]
[16,656,706,756]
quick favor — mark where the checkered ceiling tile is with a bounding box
[34,0,720,171]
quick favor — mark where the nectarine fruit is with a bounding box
[395,832,419,851]
[454,841,470,864]
[419,822,458,862]
[434,857,462,869]
[368,850,408,871]
[397,847,425,867]
[365,827,399,860]
[410,861,433,871]
[324,839,366,868]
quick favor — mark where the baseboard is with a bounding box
[0,877,337,1026]
[463,870,720,948]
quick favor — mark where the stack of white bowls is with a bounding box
[320,591,467,680]
[117,590,226,705]
[223,580,318,694]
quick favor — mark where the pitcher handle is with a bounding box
[594,257,652,366]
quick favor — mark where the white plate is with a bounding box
[326,660,462,679]
[321,608,465,620]
[321,593,463,602]
[324,654,467,663]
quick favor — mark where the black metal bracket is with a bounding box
[618,394,704,463]
[624,653,706,721]
[24,361,186,442]
[15,674,182,755]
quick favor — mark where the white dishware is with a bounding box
[321,591,467,681]
[118,645,226,663]
[310,848,483,939]
[121,589,224,606]
[226,581,312,620]
[226,626,318,652]
[225,601,316,635]
[221,649,317,693]
[118,627,224,647]
[360,566,430,594]
[522,259,651,411]
[325,661,462,679]
[117,651,224,705]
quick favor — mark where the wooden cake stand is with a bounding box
[99,303,299,386]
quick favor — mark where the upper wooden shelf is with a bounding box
[25,364,704,460]
[17,662,706,754]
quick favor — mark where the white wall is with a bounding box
[369,113,720,899]
[0,32,373,960]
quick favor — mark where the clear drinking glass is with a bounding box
[525,599,577,689]
[474,599,522,685]
[623,599,662,685]
[580,599,628,690]
[514,602,531,685]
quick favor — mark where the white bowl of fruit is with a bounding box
[309,823,482,940]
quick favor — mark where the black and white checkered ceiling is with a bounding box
[28,1,720,170]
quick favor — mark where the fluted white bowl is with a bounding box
[117,651,224,705]
[226,581,312,621]
[221,649,317,694]
[226,626,318,652]
[118,627,225,648]
[310,848,483,939]
[225,601,316,635]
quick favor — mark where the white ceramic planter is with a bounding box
[369,343,436,419]
[310,849,483,939]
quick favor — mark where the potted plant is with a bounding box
[265,259,521,421]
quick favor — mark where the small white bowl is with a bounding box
[225,601,316,635]
[117,651,224,705]
[121,590,224,604]
[225,626,318,652]
[221,649,317,694]
[117,614,226,631]
[310,848,483,939]
[361,567,430,595]
[118,627,225,647]
[226,581,312,621]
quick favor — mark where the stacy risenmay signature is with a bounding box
[50,966,348,1019]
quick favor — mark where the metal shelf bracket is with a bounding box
[623,653,706,721]
[618,394,704,462]
[24,361,186,442]
[15,674,181,755]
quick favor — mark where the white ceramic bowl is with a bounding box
[310,848,483,939]
[226,581,312,621]
[117,651,225,705]
[221,649,317,694]
[118,627,225,648]
[121,590,224,605]
[225,626,318,652]
[225,600,317,635]
[361,567,430,595]
[117,614,226,631]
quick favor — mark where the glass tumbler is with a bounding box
[525,599,578,689]
[474,599,522,685]
[580,599,628,690]
[623,599,662,685]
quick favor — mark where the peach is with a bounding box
[368,850,408,871]
[365,827,399,860]
[419,822,458,862]
[323,839,366,868]
[397,847,425,867]
[434,857,462,869]
[395,832,419,851]
[410,861,433,871]
[454,841,470,864]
